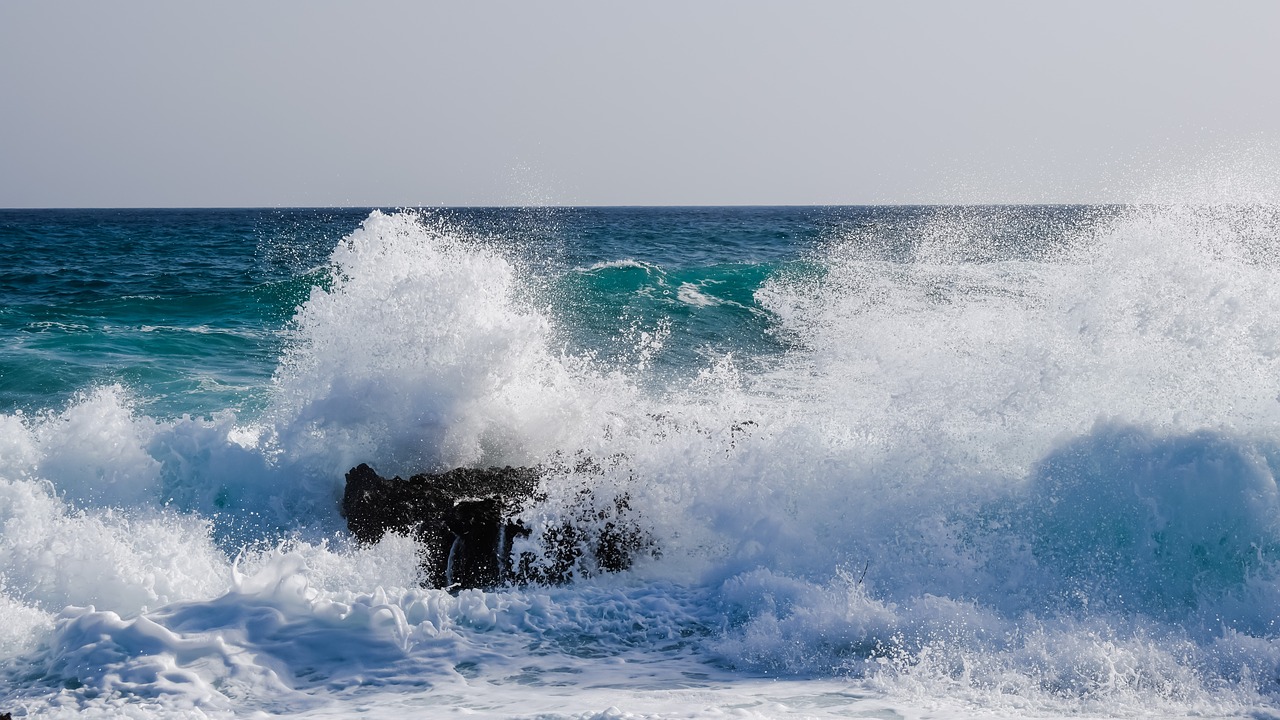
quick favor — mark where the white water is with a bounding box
[3,204,1280,718]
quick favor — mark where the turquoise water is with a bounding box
[0,209,355,417]
[2,205,1279,718]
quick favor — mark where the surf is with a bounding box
[1,203,1279,717]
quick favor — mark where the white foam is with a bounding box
[0,477,227,616]
[32,386,163,508]
[579,259,657,272]
[267,210,631,482]
[675,282,721,307]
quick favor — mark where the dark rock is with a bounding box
[341,463,653,590]
[343,463,537,588]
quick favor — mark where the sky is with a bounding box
[2,1,1278,207]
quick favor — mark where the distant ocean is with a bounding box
[2,205,1279,719]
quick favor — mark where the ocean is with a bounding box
[1,205,1278,718]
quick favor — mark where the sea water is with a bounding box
[1,204,1279,719]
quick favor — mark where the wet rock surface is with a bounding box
[342,463,651,589]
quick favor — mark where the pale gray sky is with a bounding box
[2,1,1278,207]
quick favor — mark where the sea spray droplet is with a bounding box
[269,210,612,479]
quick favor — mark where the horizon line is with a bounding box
[0,202,1186,212]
